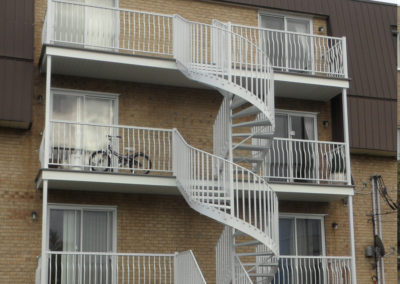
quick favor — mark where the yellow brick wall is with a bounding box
[0,0,394,283]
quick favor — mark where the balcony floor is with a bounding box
[41,45,349,101]
[35,168,353,202]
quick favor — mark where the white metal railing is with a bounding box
[173,16,275,126]
[45,251,175,284]
[263,138,347,183]
[213,97,231,159]
[216,226,233,284]
[41,120,173,174]
[173,130,279,256]
[175,250,207,284]
[36,257,42,284]
[271,256,352,284]
[231,24,347,78]
[43,0,173,56]
[234,256,253,284]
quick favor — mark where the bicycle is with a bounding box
[89,135,152,174]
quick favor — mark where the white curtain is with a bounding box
[304,117,315,140]
[61,211,80,284]
[85,0,117,49]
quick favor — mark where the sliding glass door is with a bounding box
[54,0,118,50]
[48,206,116,284]
[259,14,313,72]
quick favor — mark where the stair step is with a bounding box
[231,106,261,119]
[233,144,268,151]
[233,119,271,128]
[248,273,275,277]
[233,157,263,164]
[236,251,273,257]
[242,262,278,267]
[231,97,248,109]
[232,230,247,238]
[232,133,273,139]
[234,240,262,247]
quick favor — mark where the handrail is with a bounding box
[231,23,346,77]
[173,129,279,256]
[175,250,207,284]
[173,15,275,126]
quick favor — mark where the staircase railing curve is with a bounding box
[173,130,279,257]
[173,15,275,127]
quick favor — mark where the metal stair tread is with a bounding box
[232,133,273,139]
[233,157,264,163]
[233,143,269,151]
[235,251,274,257]
[234,240,262,247]
[233,119,271,128]
[231,106,261,119]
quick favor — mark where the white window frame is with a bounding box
[50,88,120,124]
[279,213,326,256]
[397,127,400,160]
[47,203,118,252]
[276,109,319,140]
[258,11,313,35]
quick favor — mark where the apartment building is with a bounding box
[0,0,397,283]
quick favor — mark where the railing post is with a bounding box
[227,22,232,82]
[342,37,348,78]
[174,252,179,284]
[43,56,52,169]
[172,129,177,176]
[40,180,49,284]
[46,0,55,44]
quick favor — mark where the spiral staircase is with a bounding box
[172,15,278,283]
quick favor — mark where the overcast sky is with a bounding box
[370,0,398,4]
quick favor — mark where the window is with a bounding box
[259,13,313,72]
[54,0,119,50]
[265,111,318,182]
[50,89,118,167]
[48,205,117,284]
[279,214,325,256]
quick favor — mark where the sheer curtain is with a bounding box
[61,211,80,284]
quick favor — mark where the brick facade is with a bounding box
[0,0,397,283]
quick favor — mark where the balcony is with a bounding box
[271,256,352,284]
[36,121,352,201]
[35,251,206,284]
[41,0,349,98]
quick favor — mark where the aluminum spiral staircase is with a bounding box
[172,15,278,284]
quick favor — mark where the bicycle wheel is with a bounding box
[89,151,111,172]
[129,152,152,174]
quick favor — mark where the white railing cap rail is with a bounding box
[50,119,174,132]
[273,137,346,145]
[47,251,176,257]
[50,0,173,18]
[231,22,346,41]
[278,255,352,259]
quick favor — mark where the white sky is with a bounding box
[370,0,398,4]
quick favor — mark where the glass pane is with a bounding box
[49,209,81,252]
[286,18,312,71]
[275,114,289,138]
[52,94,79,122]
[54,0,85,46]
[83,97,115,152]
[296,218,323,256]
[85,0,117,49]
[279,218,296,255]
[260,15,285,69]
[82,211,113,252]
[260,15,284,30]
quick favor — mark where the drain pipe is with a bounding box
[371,175,385,284]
